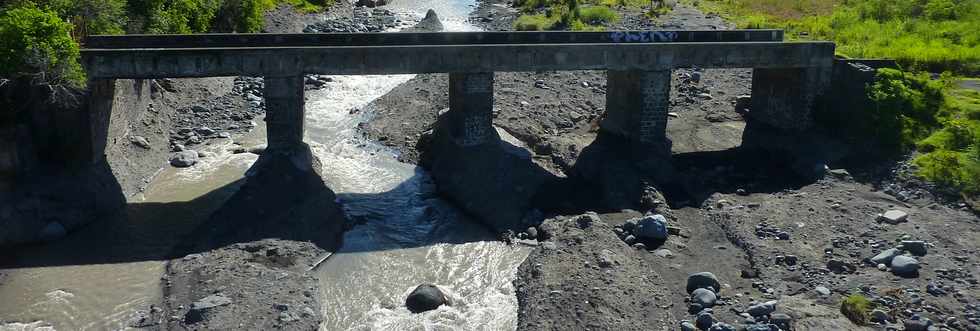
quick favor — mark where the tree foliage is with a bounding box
[0,3,85,86]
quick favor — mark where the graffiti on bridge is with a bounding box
[609,31,679,43]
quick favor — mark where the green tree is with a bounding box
[0,3,85,86]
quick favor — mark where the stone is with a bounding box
[170,151,199,167]
[691,288,717,308]
[904,317,933,331]
[633,214,669,241]
[690,71,702,83]
[623,235,636,245]
[679,320,697,331]
[696,310,715,330]
[747,301,777,317]
[405,284,448,313]
[783,255,798,266]
[708,322,736,331]
[771,313,793,329]
[190,105,209,113]
[870,309,890,323]
[525,227,538,239]
[891,255,921,276]
[653,249,673,258]
[900,240,928,256]
[814,286,831,296]
[130,136,151,149]
[195,126,216,136]
[597,249,617,268]
[827,259,855,274]
[39,222,67,242]
[871,248,902,265]
[687,272,721,294]
[879,210,908,224]
[185,294,232,324]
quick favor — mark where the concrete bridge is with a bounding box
[80,30,834,164]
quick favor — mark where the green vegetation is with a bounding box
[0,3,85,86]
[689,0,980,75]
[513,0,629,31]
[0,0,333,85]
[840,293,873,325]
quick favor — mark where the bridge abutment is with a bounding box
[447,72,495,147]
[602,70,672,156]
[749,67,832,131]
[263,75,306,151]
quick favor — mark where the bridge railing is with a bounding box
[82,30,783,49]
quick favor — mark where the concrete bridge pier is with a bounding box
[447,72,496,147]
[602,70,673,157]
[749,67,832,131]
[263,75,306,150]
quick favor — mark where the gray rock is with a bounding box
[653,249,673,258]
[597,249,617,268]
[170,151,199,167]
[624,235,636,245]
[746,300,777,317]
[130,136,151,149]
[696,310,715,330]
[633,214,669,241]
[679,320,697,331]
[185,294,232,324]
[891,255,921,276]
[743,325,771,331]
[190,105,209,113]
[814,286,831,296]
[691,288,717,308]
[39,222,67,242]
[525,227,538,239]
[904,316,932,331]
[195,126,216,136]
[870,309,890,323]
[871,248,902,265]
[879,210,908,224]
[405,284,448,313]
[708,322,736,331]
[900,240,928,256]
[409,9,444,32]
[771,313,793,330]
[686,272,721,293]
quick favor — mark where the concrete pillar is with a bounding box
[263,75,306,150]
[447,72,494,147]
[749,67,832,131]
[602,70,672,154]
[84,78,115,166]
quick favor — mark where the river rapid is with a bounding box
[0,1,530,330]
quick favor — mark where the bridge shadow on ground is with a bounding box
[0,152,500,269]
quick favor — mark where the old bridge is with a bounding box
[79,30,834,164]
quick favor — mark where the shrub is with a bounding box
[578,6,618,25]
[0,4,85,86]
[514,14,556,31]
[841,294,872,325]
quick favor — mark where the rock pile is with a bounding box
[613,214,671,249]
[866,240,930,277]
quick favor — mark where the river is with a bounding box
[0,1,531,330]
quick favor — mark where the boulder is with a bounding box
[695,309,715,330]
[878,210,908,224]
[405,284,448,313]
[633,214,669,241]
[900,240,928,256]
[746,300,777,317]
[409,9,444,32]
[870,248,902,265]
[170,151,199,167]
[690,288,717,308]
[686,272,721,294]
[771,313,793,330]
[890,255,920,277]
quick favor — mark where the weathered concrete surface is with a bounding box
[81,42,835,78]
[83,30,784,48]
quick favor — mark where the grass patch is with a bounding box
[840,293,873,325]
[514,13,558,30]
[512,0,631,31]
[579,5,619,24]
[687,0,980,75]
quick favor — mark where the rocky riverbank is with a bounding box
[358,2,980,330]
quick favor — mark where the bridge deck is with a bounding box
[82,30,784,48]
[82,41,834,79]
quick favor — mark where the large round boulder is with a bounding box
[633,214,669,241]
[686,272,721,294]
[170,150,199,167]
[405,284,448,313]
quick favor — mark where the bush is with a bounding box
[514,14,556,31]
[863,68,946,153]
[578,6,618,25]
[0,4,85,86]
[841,294,872,325]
